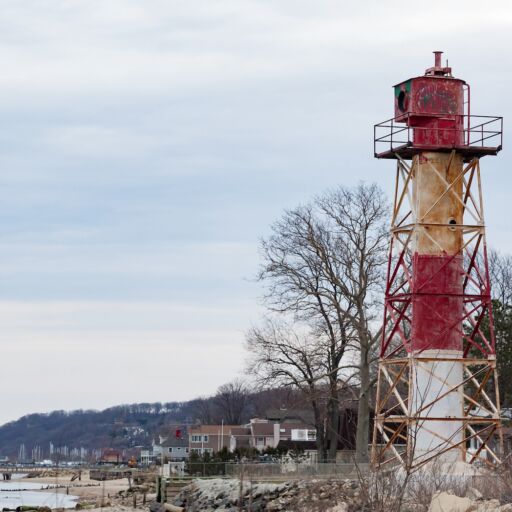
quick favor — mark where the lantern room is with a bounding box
[394,51,465,147]
[374,51,503,159]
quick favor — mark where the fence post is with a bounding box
[156,476,161,503]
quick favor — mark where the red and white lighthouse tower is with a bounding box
[372,52,503,469]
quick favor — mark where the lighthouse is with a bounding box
[372,52,503,469]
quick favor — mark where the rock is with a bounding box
[149,503,165,512]
[475,500,501,511]
[167,477,364,511]
[327,503,349,512]
[498,505,512,512]
[429,491,474,512]
[467,489,484,501]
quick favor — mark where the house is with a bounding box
[250,420,278,450]
[155,428,189,462]
[139,448,152,465]
[229,427,251,451]
[158,438,189,461]
[188,425,238,455]
[228,418,317,453]
[267,396,360,452]
[141,426,190,463]
[100,448,122,464]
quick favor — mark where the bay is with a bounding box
[0,480,78,509]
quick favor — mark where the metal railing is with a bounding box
[374,114,503,157]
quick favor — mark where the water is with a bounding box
[0,477,78,509]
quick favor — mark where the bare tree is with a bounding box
[246,319,330,460]
[189,397,216,424]
[214,379,250,425]
[251,183,388,462]
[488,249,512,407]
[317,186,388,462]
[489,249,512,306]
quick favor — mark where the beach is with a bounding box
[13,470,154,511]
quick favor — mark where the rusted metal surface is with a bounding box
[371,52,502,471]
[375,52,502,158]
[410,152,464,352]
[411,255,463,352]
[372,153,501,469]
[374,115,502,160]
[394,51,465,147]
[395,76,464,119]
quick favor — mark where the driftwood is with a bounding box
[163,505,184,512]
[149,503,184,512]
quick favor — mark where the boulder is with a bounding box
[467,488,484,501]
[428,492,474,512]
[475,500,501,511]
[327,503,349,512]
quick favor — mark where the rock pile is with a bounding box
[160,477,512,512]
[171,478,360,511]
[428,491,512,512]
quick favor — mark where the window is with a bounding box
[168,448,173,453]
[190,448,201,454]
[185,448,189,453]
[204,448,213,454]
[257,437,265,444]
[192,434,209,443]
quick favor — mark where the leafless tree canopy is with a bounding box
[247,183,389,462]
[214,379,250,425]
[489,249,512,306]
[487,249,512,406]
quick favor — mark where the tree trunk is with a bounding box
[312,402,327,462]
[355,343,371,463]
[327,392,339,462]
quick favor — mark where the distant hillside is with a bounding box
[0,388,299,461]
[0,402,188,461]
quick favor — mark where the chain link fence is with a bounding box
[225,462,370,480]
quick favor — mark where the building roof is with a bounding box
[155,426,189,447]
[265,408,315,425]
[102,448,121,455]
[189,425,239,435]
[158,425,190,437]
[251,422,275,436]
[160,437,188,448]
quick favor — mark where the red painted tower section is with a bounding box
[372,52,503,469]
[411,253,463,352]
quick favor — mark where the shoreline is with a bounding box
[23,470,154,510]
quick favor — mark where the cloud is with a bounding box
[0,0,510,423]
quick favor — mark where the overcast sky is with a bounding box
[0,0,511,425]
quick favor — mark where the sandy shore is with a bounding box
[25,471,155,509]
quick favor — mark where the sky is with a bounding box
[0,0,511,425]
